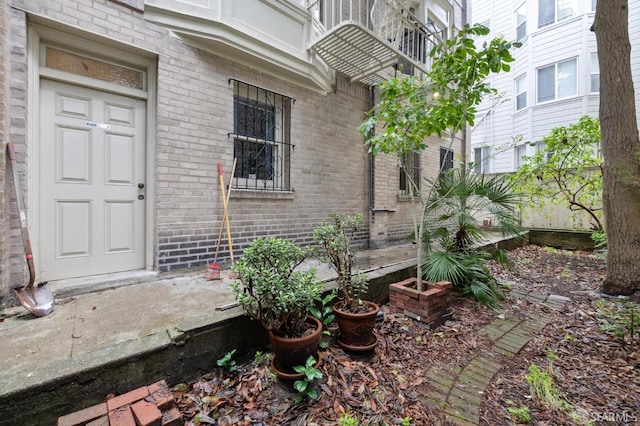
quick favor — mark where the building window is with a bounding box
[515,74,527,111]
[473,148,490,174]
[399,153,420,196]
[591,53,600,93]
[538,0,576,28]
[232,80,291,191]
[537,58,577,103]
[515,144,527,168]
[426,0,451,40]
[516,3,527,41]
[440,148,454,171]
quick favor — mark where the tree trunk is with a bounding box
[593,0,640,296]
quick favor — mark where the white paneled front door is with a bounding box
[39,79,146,281]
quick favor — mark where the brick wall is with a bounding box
[3,0,464,284]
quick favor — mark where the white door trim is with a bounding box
[27,20,158,278]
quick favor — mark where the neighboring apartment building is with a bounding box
[468,0,640,175]
[0,0,465,302]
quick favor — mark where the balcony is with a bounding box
[143,0,335,93]
[142,0,441,92]
[308,0,442,85]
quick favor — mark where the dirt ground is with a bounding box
[174,244,640,425]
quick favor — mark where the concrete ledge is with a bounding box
[0,315,268,426]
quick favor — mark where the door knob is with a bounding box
[138,183,145,189]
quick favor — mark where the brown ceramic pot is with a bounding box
[333,300,379,352]
[268,315,322,373]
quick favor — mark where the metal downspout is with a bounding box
[367,85,375,248]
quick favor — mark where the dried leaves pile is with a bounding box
[174,245,639,425]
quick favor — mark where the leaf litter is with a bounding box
[173,244,639,425]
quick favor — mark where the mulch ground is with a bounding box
[174,244,640,425]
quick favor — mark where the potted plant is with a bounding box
[230,237,323,376]
[313,213,379,352]
[358,25,519,322]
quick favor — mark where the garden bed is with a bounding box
[170,244,639,425]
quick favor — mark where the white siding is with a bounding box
[468,0,637,176]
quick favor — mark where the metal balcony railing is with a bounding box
[307,0,443,85]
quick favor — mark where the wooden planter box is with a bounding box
[389,278,453,326]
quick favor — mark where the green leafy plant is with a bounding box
[507,400,531,424]
[231,237,322,338]
[292,355,323,404]
[418,169,521,308]
[337,413,360,426]
[314,213,369,313]
[526,364,566,410]
[253,350,272,366]
[595,296,639,347]
[311,290,337,348]
[511,116,603,231]
[359,24,520,292]
[399,416,412,426]
[591,230,607,248]
[423,248,505,309]
[216,349,238,373]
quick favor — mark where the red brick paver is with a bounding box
[58,380,182,426]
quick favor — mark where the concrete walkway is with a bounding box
[426,289,568,425]
[0,231,526,425]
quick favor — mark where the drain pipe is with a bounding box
[367,85,376,248]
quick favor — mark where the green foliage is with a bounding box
[311,290,337,328]
[423,169,522,253]
[337,413,360,426]
[293,356,323,404]
[595,297,639,347]
[421,170,521,308]
[511,116,603,231]
[359,25,519,290]
[314,213,369,312]
[399,416,413,426]
[359,24,519,158]
[231,237,322,337]
[526,364,566,411]
[253,350,272,366]
[591,230,607,248]
[507,400,531,424]
[311,290,337,349]
[216,349,237,373]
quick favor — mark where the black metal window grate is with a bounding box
[399,152,420,196]
[229,79,292,191]
[440,147,454,171]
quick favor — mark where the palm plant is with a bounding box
[421,169,522,308]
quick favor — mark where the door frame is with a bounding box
[27,19,158,278]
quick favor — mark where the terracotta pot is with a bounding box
[333,300,379,352]
[268,316,322,372]
[270,352,321,381]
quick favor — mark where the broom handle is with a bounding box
[213,159,236,262]
[218,161,235,264]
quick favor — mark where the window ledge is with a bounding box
[397,195,420,202]
[230,189,295,201]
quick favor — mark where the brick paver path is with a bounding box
[425,290,568,425]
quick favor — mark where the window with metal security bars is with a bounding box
[439,147,454,171]
[230,80,292,191]
[399,153,420,196]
